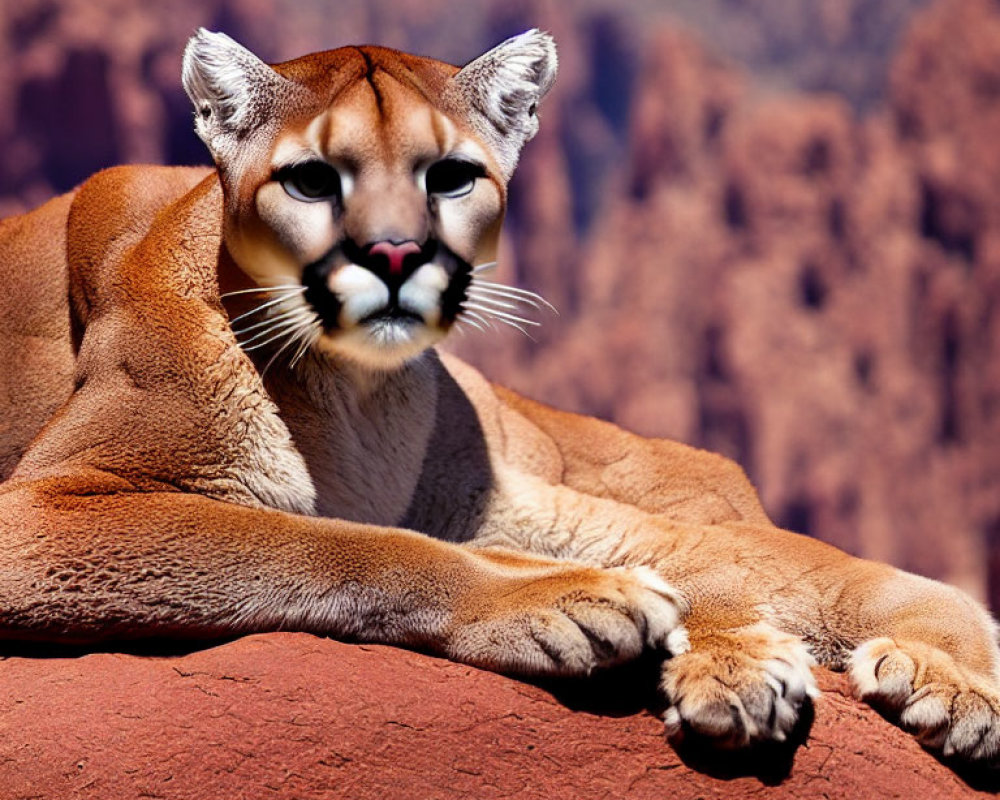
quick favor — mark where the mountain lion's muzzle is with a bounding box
[302,236,472,333]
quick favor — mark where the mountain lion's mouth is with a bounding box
[359,306,424,325]
[302,240,472,335]
[289,239,550,369]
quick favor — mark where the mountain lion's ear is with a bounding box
[449,29,558,179]
[182,29,288,159]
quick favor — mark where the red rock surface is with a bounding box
[0,632,994,799]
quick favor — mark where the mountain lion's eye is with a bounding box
[425,158,485,199]
[279,161,342,202]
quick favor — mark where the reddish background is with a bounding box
[3,0,999,612]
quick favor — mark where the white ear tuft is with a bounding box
[449,29,558,179]
[181,29,285,159]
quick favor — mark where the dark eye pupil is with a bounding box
[426,159,483,196]
[285,161,340,199]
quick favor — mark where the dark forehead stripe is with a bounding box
[361,48,470,157]
[270,44,480,165]
[272,45,457,108]
[364,50,440,107]
[355,47,385,118]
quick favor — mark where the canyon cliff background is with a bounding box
[2,0,999,612]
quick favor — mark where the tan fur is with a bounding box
[1,31,998,764]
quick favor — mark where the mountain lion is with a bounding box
[1,29,997,763]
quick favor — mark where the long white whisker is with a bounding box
[468,284,550,312]
[469,279,558,314]
[228,291,306,326]
[220,284,304,300]
[465,291,521,311]
[232,306,310,336]
[238,312,314,350]
[289,322,323,370]
[471,261,498,274]
[236,310,312,347]
[461,308,496,331]
[469,279,545,297]
[480,312,535,340]
[261,324,306,378]
[457,313,489,333]
[462,302,541,327]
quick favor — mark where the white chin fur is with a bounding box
[327,322,444,369]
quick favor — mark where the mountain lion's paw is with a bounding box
[850,637,1000,764]
[661,623,817,748]
[447,562,686,677]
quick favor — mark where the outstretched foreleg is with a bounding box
[0,477,685,679]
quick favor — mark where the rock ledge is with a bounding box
[2,632,995,799]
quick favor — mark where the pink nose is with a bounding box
[368,240,422,276]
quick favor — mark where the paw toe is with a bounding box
[944,692,1000,762]
[679,689,753,747]
[899,688,950,748]
[851,638,1000,765]
[764,655,818,706]
[527,610,599,673]
[661,624,816,747]
[620,566,686,650]
[561,602,643,667]
[850,637,916,708]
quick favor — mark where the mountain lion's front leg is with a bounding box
[658,541,1000,759]
[479,383,1000,761]
[0,476,685,678]
[476,464,1000,762]
[475,474,820,747]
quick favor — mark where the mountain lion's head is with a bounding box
[182,29,556,370]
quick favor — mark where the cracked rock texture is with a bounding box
[0,632,994,799]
